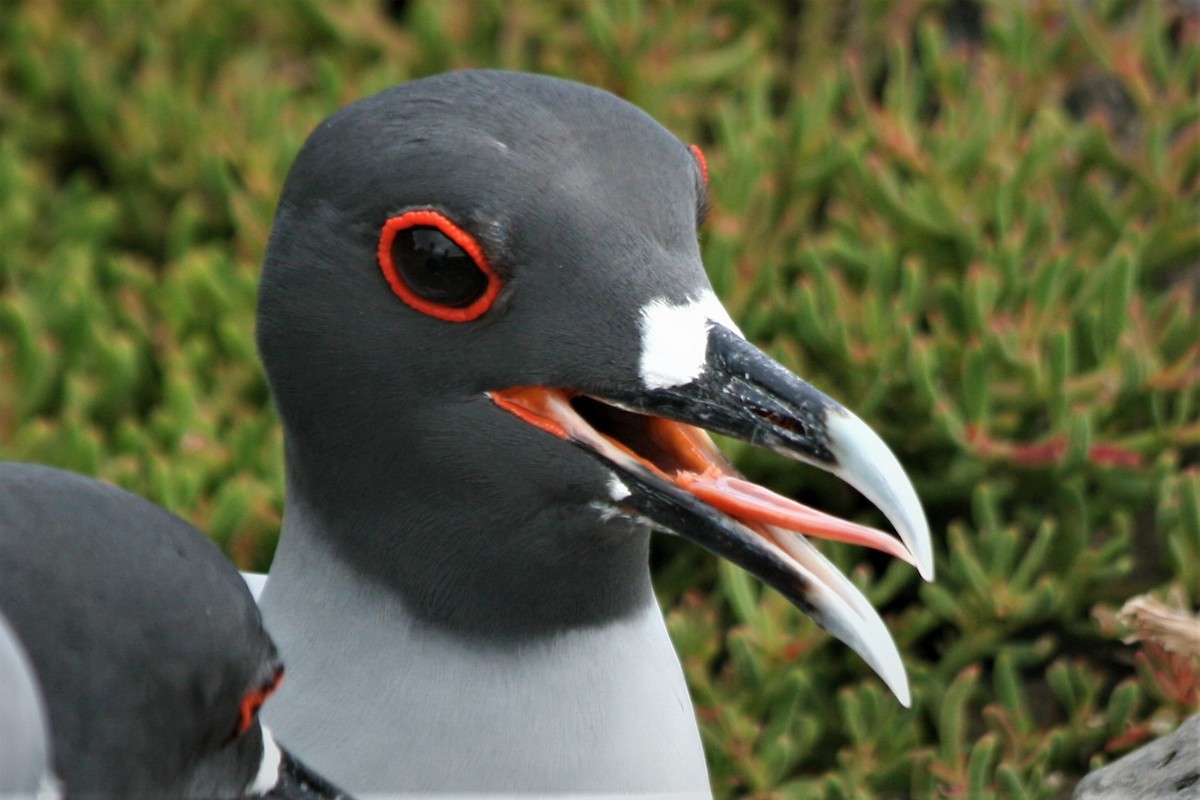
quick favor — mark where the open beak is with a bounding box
[490,323,931,706]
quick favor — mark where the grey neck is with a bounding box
[259,490,712,795]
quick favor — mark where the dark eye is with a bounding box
[377,210,503,322]
[395,227,487,306]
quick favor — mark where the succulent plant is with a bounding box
[1,1,1197,796]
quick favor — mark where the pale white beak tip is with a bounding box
[825,408,936,584]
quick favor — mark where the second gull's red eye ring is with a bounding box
[688,144,710,186]
[232,666,284,740]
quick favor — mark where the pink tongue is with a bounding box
[677,471,916,565]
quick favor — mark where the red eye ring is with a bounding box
[377,209,503,322]
[688,144,710,186]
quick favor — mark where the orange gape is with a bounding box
[489,387,571,440]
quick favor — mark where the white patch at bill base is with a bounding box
[638,290,742,390]
[248,725,283,795]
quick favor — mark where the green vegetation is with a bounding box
[1,1,1197,796]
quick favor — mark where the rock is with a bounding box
[1074,715,1200,799]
